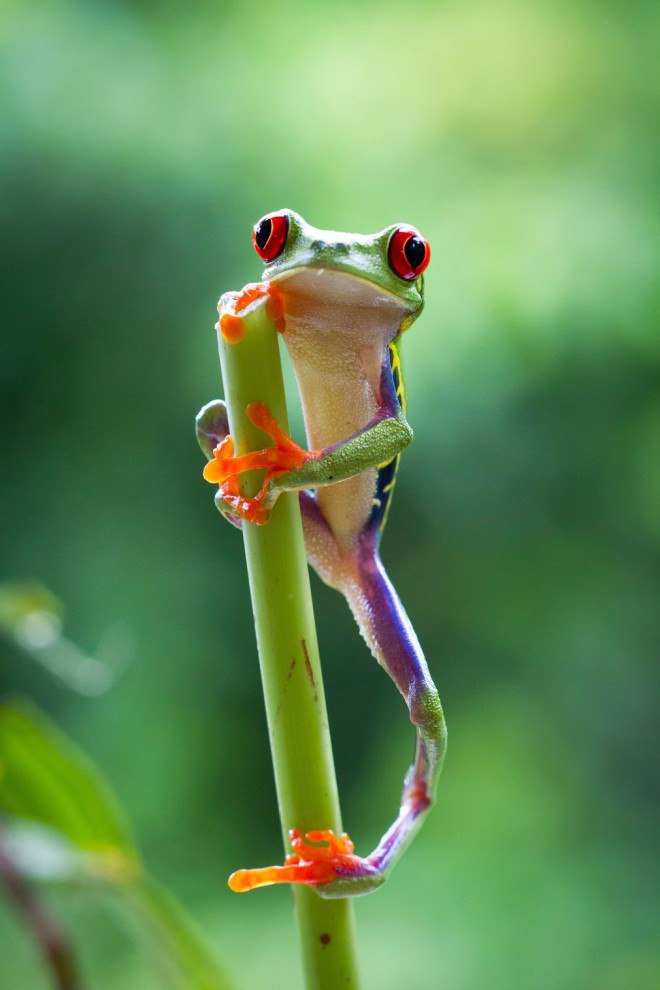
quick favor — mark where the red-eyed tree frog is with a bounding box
[196,210,447,898]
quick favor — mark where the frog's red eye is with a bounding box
[388,226,431,281]
[253,212,289,262]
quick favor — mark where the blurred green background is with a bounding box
[1,0,658,987]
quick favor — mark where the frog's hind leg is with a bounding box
[298,507,447,896]
[226,504,446,898]
[299,491,345,582]
[333,529,447,891]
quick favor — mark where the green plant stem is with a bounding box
[216,298,360,990]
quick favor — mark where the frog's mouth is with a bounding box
[269,266,416,337]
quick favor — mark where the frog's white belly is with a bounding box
[283,331,379,543]
[277,268,407,545]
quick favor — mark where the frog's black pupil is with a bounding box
[255,218,272,250]
[404,236,426,270]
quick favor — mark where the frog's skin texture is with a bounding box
[197,210,446,898]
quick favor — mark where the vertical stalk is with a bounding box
[216,297,360,989]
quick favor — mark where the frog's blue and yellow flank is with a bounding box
[196,210,447,898]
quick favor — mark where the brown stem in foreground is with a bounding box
[0,832,82,990]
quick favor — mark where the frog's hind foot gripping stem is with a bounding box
[226,775,435,899]
[228,829,382,898]
[227,526,447,899]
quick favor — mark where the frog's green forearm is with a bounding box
[274,411,413,495]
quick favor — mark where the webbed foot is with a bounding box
[202,403,308,525]
[228,828,385,899]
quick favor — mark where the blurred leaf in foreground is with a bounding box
[0,700,137,871]
[0,581,132,696]
[0,700,232,990]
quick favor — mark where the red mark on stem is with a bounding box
[301,639,317,702]
[320,933,331,947]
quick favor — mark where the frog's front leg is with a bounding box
[263,349,412,501]
[201,356,412,524]
[196,399,324,535]
[200,401,309,525]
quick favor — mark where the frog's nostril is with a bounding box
[313,240,348,254]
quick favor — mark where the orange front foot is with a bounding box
[228,829,364,893]
[217,281,286,343]
[202,404,309,525]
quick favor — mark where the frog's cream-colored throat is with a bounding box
[270,266,414,337]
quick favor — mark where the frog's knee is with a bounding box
[410,685,446,748]
[196,400,229,458]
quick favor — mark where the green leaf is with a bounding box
[0,700,138,881]
[0,581,119,696]
[124,877,234,990]
[0,701,233,988]
[2,820,92,883]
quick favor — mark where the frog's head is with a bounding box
[252,210,430,330]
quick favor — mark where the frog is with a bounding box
[196,210,447,898]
